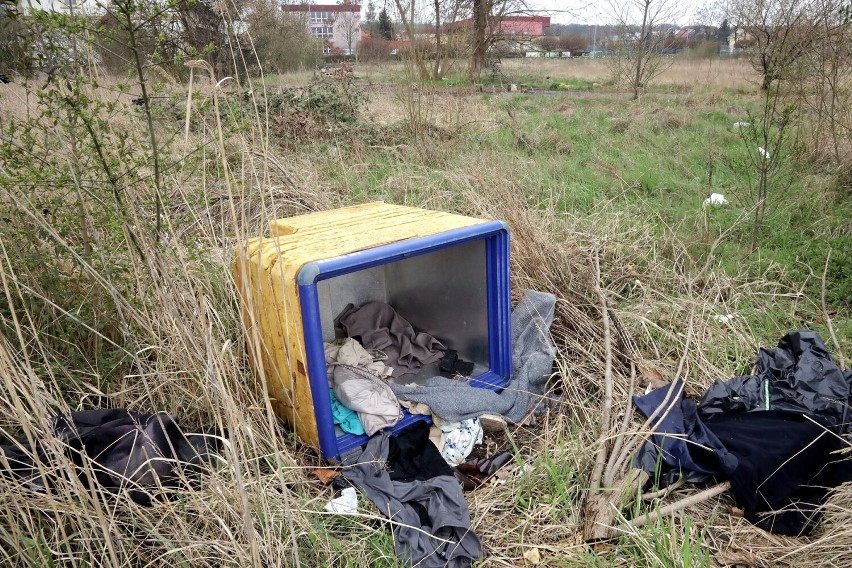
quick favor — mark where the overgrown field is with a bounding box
[1,55,851,566]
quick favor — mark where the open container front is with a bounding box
[298,224,511,460]
[234,203,513,462]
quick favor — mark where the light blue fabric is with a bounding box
[330,388,365,435]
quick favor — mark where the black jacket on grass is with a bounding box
[0,408,220,506]
[633,330,852,535]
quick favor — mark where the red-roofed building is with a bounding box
[445,15,551,37]
[282,3,362,56]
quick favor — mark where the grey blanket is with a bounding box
[389,290,557,423]
[342,432,483,568]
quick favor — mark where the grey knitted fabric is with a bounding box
[389,290,556,423]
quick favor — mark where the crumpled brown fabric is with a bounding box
[335,302,445,377]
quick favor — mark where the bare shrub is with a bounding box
[246,0,320,74]
[357,36,393,62]
[605,0,684,99]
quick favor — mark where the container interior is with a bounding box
[316,239,489,383]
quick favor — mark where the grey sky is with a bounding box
[527,0,706,26]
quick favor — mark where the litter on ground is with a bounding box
[704,192,729,206]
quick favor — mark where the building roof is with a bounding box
[445,15,551,33]
[501,16,550,24]
[282,3,361,12]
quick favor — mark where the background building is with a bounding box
[282,3,361,56]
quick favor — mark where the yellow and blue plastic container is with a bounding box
[234,203,511,460]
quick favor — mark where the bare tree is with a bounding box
[365,0,377,32]
[714,0,850,247]
[246,0,319,72]
[466,0,530,81]
[559,33,589,52]
[468,0,490,80]
[332,10,362,56]
[725,0,852,169]
[606,0,682,99]
[393,0,464,80]
[800,0,852,162]
[175,0,244,77]
[724,0,822,91]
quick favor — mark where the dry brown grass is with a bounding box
[278,56,760,96]
[0,53,848,568]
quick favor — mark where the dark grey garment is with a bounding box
[698,330,850,431]
[388,290,556,423]
[342,432,483,568]
[0,409,220,506]
[335,302,445,377]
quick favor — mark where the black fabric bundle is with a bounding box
[703,410,850,534]
[0,409,220,506]
[387,420,454,482]
[633,330,852,535]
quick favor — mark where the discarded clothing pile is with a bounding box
[328,291,557,568]
[389,290,557,423]
[341,421,483,568]
[335,301,446,377]
[633,330,852,535]
[325,337,401,436]
[0,409,220,506]
[327,292,557,465]
[325,301,443,440]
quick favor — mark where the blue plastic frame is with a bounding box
[297,221,511,460]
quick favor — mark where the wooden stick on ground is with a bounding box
[584,307,700,541]
[618,481,732,531]
[821,248,846,369]
[584,249,652,542]
[641,477,686,501]
[603,362,636,488]
[588,248,614,494]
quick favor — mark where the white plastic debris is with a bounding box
[703,193,728,206]
[715,314,737,324]
[324,487,358,514]
[758,146,770,159]
[733,121,751,128]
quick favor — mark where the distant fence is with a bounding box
[522,51,580,58]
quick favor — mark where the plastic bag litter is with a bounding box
[324,487,358,514]
[704,193,728,206]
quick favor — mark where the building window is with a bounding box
[322,45,332,55]
[311,26,334,38]
[310,10,331,23]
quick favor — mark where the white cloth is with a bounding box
[324,487,358,514]
[325,338,393,378]
[399,400,432,415]
[703,193,728,206]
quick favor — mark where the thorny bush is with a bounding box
[268,66,367,141]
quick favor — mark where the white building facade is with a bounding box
[282,3,361,56]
